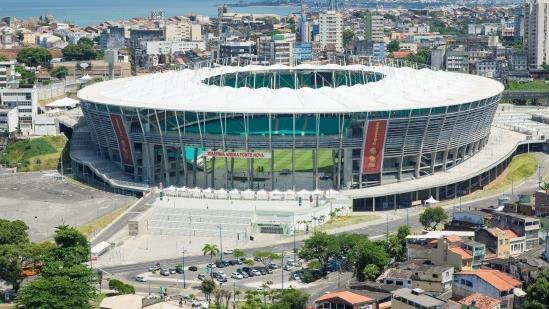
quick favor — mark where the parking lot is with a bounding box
[0,172,135,240]
[130,253,308,291]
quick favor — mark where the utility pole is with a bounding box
[406,208,409,226]
[218,225,223,261]
[182,248,187,288]
[386,215,389,240]
[293,226,296,263]
[281,255,284,290]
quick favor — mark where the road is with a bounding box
[96,153,549,298]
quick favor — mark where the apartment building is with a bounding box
[0,88,37,135]
[453,270,523,309]
[524,0,549,68]
[165,18,201,41]
[365,12,385,43]
[257,33,295,65]
[491,212,540,250]
[0,60,16,88]
[319,11,343,52]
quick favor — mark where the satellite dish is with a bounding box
[79,63,89,69]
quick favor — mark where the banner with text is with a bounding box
[206,151,272,159]
[110,114,133,166]
[362,119,387,174]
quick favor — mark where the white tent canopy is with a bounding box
[425,196,439,204]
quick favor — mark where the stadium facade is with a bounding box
[76,64,504,195]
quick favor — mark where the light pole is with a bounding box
[293,226,296,263]
[281,255,284,290]
[218,225,223,261]
[182,248,187,289]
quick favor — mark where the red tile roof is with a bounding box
[449,247,473,259]
[392,51,412,58]
[459,293,501,309]
[458,270,521,292]
[445,235,462,243]
[315,291,373,305]
[503,229,519,239]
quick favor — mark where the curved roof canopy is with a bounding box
[78,64,504,114]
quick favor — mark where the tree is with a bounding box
[524,269,549,309]
[362,264,380,281]
[387,40,400,53]
[202,244,219,279]
[347,238,389,281]
[253,251,281,268]
[405,48,431,65]
[271,288,309,309]
[0,55,8,61]
[0,219,29,245]
[201,279,216,304]
[16,47,52,67]
[108,279,135,295]
[242,290,262,309]
[343,29,355,47]
[15,225,96,308]
[49,225,90,265]
[299,231,339,269]
[15,275,95,309]
[419,206,448,231]
[16,31,24,42]
[62,41,97,61]
[15,65,36,86]
[243,258,255,266]
[77,37,94,47]
[233,248,245,260]
[50,66,69,79]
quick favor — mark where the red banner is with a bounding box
[110,114,133,166]
[362,120,387,174]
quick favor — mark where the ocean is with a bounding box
[0,0,300,26]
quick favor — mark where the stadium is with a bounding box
[74,63,504,209]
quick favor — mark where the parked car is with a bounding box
[135,275,147,282]
[207,263,216,269]
[216,276,227,283]
[188,266,198,271]
[252,269,262,276]
[291,273,300,281]
[215,261,225,268]
[241,272,249,278]
[242,267,252,273]
[269,262,278,269]
[160,269,170,276]
[231,272,243,279]
[169,268,176,274]
[284,265,292,271]
[223,249,234,255]
[197,274,206,281]
[148,264,161,271]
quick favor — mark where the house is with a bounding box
[406,231,475,260]
[452,270,523,309]
[314,291,378,309]
[391,288,447,309]
[411,266,454,293]
[475,228,510,259]
[534,190,549,216]
[379,264,414,288]
[456,293,501,309]
[445,210,489,231]
[491,212,539,250]
[431,236,479,270]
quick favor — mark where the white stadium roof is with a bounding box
[78,64,504,114]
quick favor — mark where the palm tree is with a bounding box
[234,290,241,302]
[213,288,224,308]
[223,290,232,309]
[203,243,220,279]
[543,181,549,193]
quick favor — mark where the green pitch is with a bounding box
[210,149,334,173]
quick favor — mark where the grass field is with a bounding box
[0,136,67,172]
[505,80,549,92]
[212,149,334,173]
[441,153,538,206]
[318,214,380,231]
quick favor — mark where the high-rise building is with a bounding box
[319,11,343,52]
[524,0,549,68]
[99,26,126,50]
[257,33,296,65]
[364,11,385,43]
[165,18,202,41]
[299,0,309,43]
[0,60,16,89]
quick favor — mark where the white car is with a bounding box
[135,275,147,282]
[251,269,261,276]
[231,272,243,279]
[223,249,234,255]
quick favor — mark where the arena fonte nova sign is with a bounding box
[206,151,272,159]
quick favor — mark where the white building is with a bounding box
[257,34,295,65]
[165,18,201,41]
[145,40,206,55]
[524,0,549,68]
[0,88,38,135]
[0,60,17,88]
[0,106,18,134]
[319,11,343,52]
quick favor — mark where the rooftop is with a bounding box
[392,288,446,308]
[457,270,521,292]
[449,247,473,259]
[458,293,501,309]
[78,64,504,114]
[315,291,374,305]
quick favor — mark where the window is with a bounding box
[432,274,439,278]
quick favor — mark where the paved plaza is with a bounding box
[0,171,135,241]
